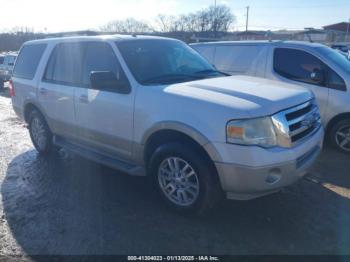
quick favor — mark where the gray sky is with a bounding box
[0,0,349,32]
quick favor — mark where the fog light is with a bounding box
[265,168,281,184]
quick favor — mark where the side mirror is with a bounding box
[310,68,325,84]
[90,71,130,94]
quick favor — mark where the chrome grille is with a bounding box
[272,99,321,148]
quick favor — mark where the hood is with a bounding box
[164,75,313,118]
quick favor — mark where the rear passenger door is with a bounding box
[74,42,134,161]
[39,42,84,138]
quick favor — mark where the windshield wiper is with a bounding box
[143,74,204,84]
[194,69,231,76]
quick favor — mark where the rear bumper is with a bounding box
[12,104,24,120]
[211,127,324,200]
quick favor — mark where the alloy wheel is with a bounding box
[335,124,350,152]
[158,157,200,207]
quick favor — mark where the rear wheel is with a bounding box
[28,109,54,155]
[330,119,350,154]
[148,142,221,214]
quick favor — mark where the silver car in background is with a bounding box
[0,52,17,90]
[192,41,350,153]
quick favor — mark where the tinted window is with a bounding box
[13,44,46,79]
[317,46,350,74]
[274,48,325,86]
[44,42,84,85]
[327,67,346,91]
[82,42,126,87]
[117,39,222,85]
[215,45,264,74]
[0,57,4,64]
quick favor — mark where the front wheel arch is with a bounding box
[143,129,219,182]
[326,113,350,139]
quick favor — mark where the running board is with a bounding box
[53,136,145,176]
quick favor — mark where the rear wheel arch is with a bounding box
[24,102,47,124]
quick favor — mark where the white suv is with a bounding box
[11,36,323,213]
[191,41,350,153]
[0,53,17,90]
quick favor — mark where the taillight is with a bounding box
[9,79,15,97]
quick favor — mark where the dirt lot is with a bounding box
[0,89,349,255]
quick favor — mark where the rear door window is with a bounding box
[13,44,47,79]
[214,45,263,74]
[44,42,85,86]
[192,45,215,64]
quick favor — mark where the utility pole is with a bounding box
[214,0,217,39]
[346,18,350,42]
[245,6,249,39]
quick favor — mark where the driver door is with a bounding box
[74,42,134,161]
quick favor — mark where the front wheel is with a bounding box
[148,143,222,214]
[330,119,350,154]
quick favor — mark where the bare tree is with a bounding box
[0,27,42,52]
[100,18,153,33]
[155,15,178,32]
[100,4,235,34]
[154,4,235,33]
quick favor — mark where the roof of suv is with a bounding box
[190,40,327,49]
[23,34,177,46]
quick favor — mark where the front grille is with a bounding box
[272,99,321,147]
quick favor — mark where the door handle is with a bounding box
[39,87,47,94]
[79,94,89,103]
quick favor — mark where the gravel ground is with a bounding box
[0,89,350,255]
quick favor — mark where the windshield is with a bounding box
[117,39,226,85]
[317,46,350,74]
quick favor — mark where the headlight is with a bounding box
[226,117,277,147]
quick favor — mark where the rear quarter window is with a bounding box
[13,44,47,79]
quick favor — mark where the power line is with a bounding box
[257,2,350,9]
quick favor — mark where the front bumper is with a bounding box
[210,127,324,200]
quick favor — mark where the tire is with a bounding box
[329,118,350,154]
[148,142,222,215]
[28,109,54,155]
